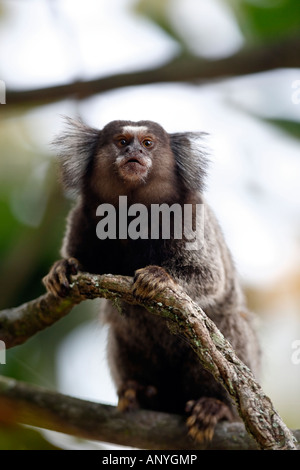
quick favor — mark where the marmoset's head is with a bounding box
[54,118,208,205]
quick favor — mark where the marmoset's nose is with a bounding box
[125,142,143,154]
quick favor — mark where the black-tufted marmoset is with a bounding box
[43,118,260,443]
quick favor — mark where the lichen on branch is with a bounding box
[0,272,297,450]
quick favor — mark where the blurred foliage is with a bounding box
[230,0,300,43]
[134,0,300,50]
[133,0,188,52]
[134,0,170,34]
[0,114,97,446]
[133,0,300,150]
[0,424,60,450]
[262,118,300,140]
[0,0,300,449]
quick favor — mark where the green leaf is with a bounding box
[229,0,300,42]
[263,118,300,140]
[132,0,188,52]
[0,424,60,450]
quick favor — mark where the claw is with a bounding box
[132,265,177,301]
[43,257,80,298]
[185,397,234,444]
[117,380,158,412]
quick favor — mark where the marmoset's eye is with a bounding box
[142,139,153,148]
[118,138,128,147]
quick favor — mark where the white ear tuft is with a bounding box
[52,117,100,193]
[170,132,209,192]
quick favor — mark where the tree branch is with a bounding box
[6,35,300,106]
[1,374,298,451]
[0,272,297,450]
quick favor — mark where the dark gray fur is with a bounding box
[51,118,260,420]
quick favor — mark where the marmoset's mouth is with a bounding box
[118,155,150,183]
[120,155,146,167]
[127,158,141,164]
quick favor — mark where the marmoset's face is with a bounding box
[111,124,156,184]
[90,120,177,204]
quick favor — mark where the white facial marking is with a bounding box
[122,125,148,135]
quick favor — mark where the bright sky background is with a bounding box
[1,0,300,441]
[2,0,300,287]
